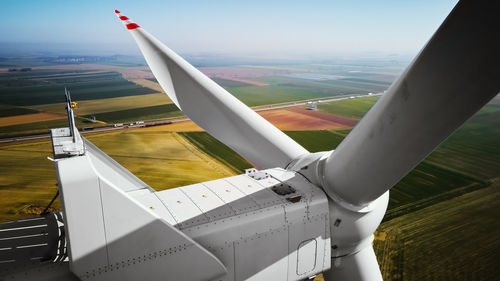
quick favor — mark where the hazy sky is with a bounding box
[1,0,458,57]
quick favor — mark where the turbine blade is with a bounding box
[115,10,307,169]
[321,0,500,206]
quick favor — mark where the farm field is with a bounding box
[30,92,171,115]
[0,112,64,126]
[227,85,338,107]
[84,103,183,123]
[0,129,237,222]
[0,70,155,106]
[255,75,389,96]
[0,117,100,138]
[318,96,380,119]
[180,132,251,173]
[374,181,500,281]
[259,107,357,130]
[0,104,38,117]
[0,63,393,137]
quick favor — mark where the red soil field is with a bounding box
[259,106,357,130]
[157,105,358,132]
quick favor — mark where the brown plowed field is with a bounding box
[259,106,357,130]
[0,113,64,126]
[154,105,357,132]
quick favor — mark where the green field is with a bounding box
[0,117,101,138]
[0,104,39,117]
[85,103,183,123]
[227,85,337,107]
[256,75,389,95]
[180,131,252,173]
[426,111,500,179]
[318,96,379,119]
[374,181,500,281]
[0,70,155,105]
[284,130,344,151]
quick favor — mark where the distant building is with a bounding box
[307,101,318,110]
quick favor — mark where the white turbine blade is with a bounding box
[323,246,382,281]
[321,0,500,206]
[114,10,307,169]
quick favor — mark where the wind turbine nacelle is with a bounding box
[42,127,390,281]
[50,135,337,281]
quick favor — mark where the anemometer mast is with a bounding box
[64,88,76,143]
[50,89,85,159]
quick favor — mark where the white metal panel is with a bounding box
[54,156,108,277]
[95,178,228,281]
[265,169,297,182]
[235,227,288,281]
[287,215,330,280]
[225,174,266,193]
[224,176,283,208]
[180,183,235,221]
[156,187,208,228]
[253,175,281,189]
[203,179,259,214]
[205,246,235,281]
[132,193,177,225]
[324,246,382,281]
[297,239,317,275]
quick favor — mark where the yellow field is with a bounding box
[146,120,203,132]
[0,112,65,126]
[0,128,237,223]
[85,129,237,189]
[130,78,165,93]
[30,93,172,115]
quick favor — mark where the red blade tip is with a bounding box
[115,10,120,13]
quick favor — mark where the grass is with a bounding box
[318,96,380,119]
[425,110,500,179]
[284,130,345,152]
[0,70,155,106]
[180,131,252,173]
[228,85,337,107]
[85,104,183,123]
[0,141,59,222]
[374,181,500,281]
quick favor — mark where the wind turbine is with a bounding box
[0,1,498,280]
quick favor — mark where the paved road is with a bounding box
[0,93,381,144]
